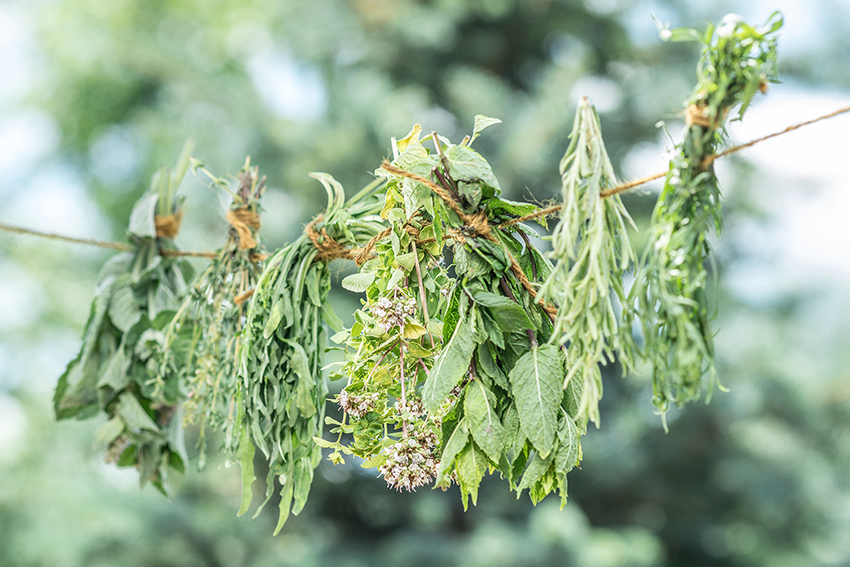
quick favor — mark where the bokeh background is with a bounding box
[2,0,850,565]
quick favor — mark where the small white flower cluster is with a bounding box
[336,389,380,418]
[369,295,416,329]
[395,397,426,418]
[379,425,439,491]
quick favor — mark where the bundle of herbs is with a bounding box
[237,173,386,534]
[628,13,781,417]
[156,158,267,469]
[54,143,195,493]
[49,12,786,529]
[323,119,582,509]
[539,97,637,428]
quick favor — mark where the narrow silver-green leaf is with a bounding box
[236,423,256,517]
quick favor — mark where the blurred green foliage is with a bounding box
[2,0,850,566]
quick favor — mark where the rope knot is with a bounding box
[226,207,261,250]
[154,210,183,239]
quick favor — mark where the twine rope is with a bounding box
[2,103,848,269]
[154,210,183,239]
[226,207,261,250]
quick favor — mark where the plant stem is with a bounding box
[399,330,408,438]
[411,241,435,348]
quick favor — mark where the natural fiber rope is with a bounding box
[3,103,848,266]
[0,221,215,258]
[379,161,557,318]
[226,208,261,250]
[233,288,255,306]
[154,210,183,239]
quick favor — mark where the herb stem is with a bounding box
[399,331,408,438]
[432,167,460,203]
[411,241,435,348]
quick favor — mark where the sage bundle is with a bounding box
[629,13,781,416]
[54,143,195,493]
[237,174,385,534]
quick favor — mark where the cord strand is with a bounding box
[2,103,848,255]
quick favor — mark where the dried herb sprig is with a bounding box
[157,158,268,469]
[539,97,637,427]
[629,13,782,416]
[54,142,195,494]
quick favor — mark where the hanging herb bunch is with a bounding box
[628,13,782,417]
[53,13,785,532]
[320,120,583,509]
[54,142,195,494]
[539,96,638,428]
[156,158,268,468]
[236,174,386,534]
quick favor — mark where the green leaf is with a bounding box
[468,288,532,331]
[322,302,345,334]
[518,450,551,491]
[554,416,581,474]
[93,416,125,448]
[341,271,375,293]
[116,392,160,433]
[127,193,158,238]
[273,479,294,536]
[236,423,256,517]
[476,343,509,392]
[263,300,285,339]
[306,268,322,307]
[108,284,141,333]
[465,380,506,462]
[437,418,470,483]
[508,345,563,458]
[456,442,487,510]
[487,198,540,220]
[96,346,131,391]
[445,145,500,190]
[287,341,317,417]
[394,252,416,271]
[422,315,475,411]
[291,458,313,516]
[472,115,502,139]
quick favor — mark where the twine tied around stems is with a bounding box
[154,210,183,239]
[226,208,261,250]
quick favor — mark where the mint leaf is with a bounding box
[508,344,563,458]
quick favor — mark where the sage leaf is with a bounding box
[127,193,158,238]
[116,392,160,433]
[236,424,256,517]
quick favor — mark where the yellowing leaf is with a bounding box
[404,321,427,339]
[394,123,422,154]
